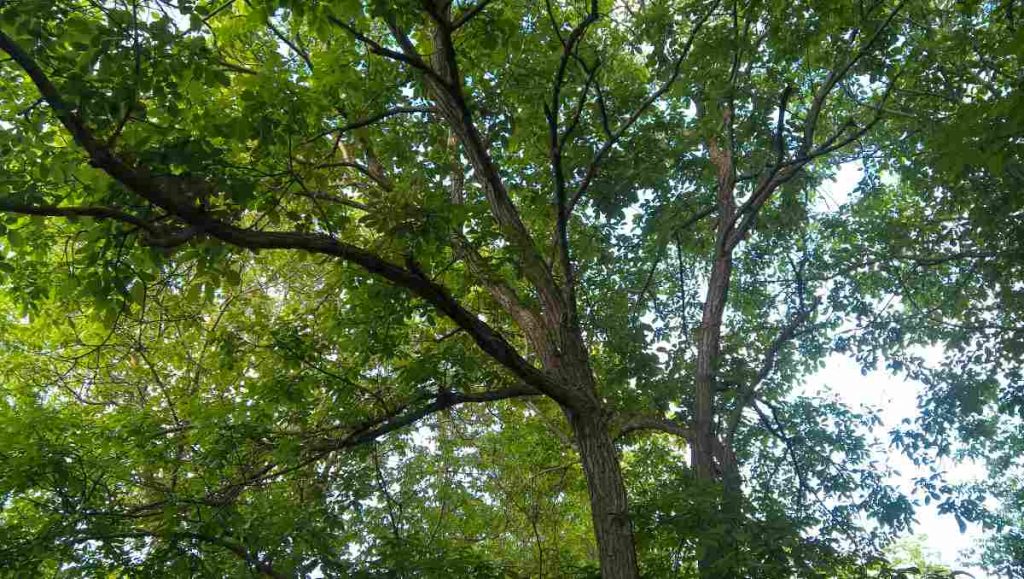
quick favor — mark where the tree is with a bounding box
[0,0,1020,577]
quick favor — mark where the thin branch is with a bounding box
[69,531,285,579]
[308,160,393,189]
[800,0,906,154]
[547,0,599,305]
[306,106,437,143]
[632,204,716,311]
[262,10,314,72]
[0,200,152,231]
[568,0,722,212]
[309,383,540,451]
[452,0,496,30]
[752,400,809,505]
[293,190,369,211]
[725,297,820,440]
[326,15,430,71]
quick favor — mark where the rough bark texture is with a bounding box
[692,254,731,479]
[569,411,640,579]
[694,113,740,579]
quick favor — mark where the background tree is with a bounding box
[0,0,1020,577]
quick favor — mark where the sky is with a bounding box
[806,354,989,575]
[812,165,990,576]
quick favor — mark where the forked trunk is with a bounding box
[568,411,640,579]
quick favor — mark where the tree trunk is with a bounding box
[693,138,737,575]
[568,411,640,579]
[697,444,743,579]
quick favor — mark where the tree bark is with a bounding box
[568,411,640,579]
[692,253,731,480]
[694,109,739,579]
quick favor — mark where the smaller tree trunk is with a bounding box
[697,445,744,579]
[569,411,640,579]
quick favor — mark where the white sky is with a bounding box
[806,354,989,575]
[813,166,990,576]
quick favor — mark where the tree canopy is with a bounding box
[0,0,1022,577]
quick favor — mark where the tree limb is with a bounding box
[0,28,584,408]
[305,106,437,143]
[392,7,568,325]
[0,200,152,231]
[452,0,496,30]
[315,382,541,451]
[614,414,693,442]
[568,0,722,213]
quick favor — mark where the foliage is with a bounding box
[0,0,1022,577]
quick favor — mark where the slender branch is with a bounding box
[216,59,259,75]
[800,0,906,154]
[633,204,716,310]
[0,200,152,231]
[719,4,907,253]
[326,15,430,71]
[547,0,599,305]
[752,400,809,505]
[263,12,314,72]
[292,190,368,211]
[725,298,820,440]
[725,70,899,252]
[189,531,288,579]
[309,160,393,189]
[568,0,722,212]
[306,106,437,143]
[309,383,540,451]
[69,531,285,579]
[452,0,495,30]
[805,70,902,159]
[560,64,598,150]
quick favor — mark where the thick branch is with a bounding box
[690,95,739,481]
[387,11,567,322]
[366,15,590,387]
[614,414,692,442]
[0,29,583,408]
[774,85,793,163]
[446,138,550,356]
